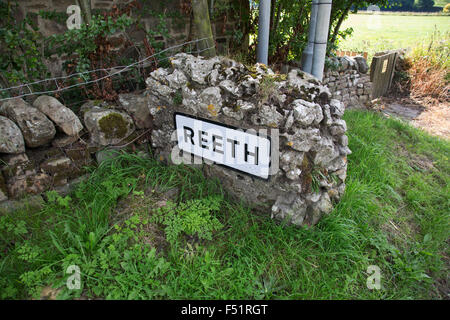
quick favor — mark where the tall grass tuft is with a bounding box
[408,30,449,101]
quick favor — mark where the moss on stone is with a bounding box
[98,113,128,139]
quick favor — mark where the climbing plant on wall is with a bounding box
[0,1,49,93]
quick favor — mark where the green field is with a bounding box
[435,0,449,7]
[339,14,450,60]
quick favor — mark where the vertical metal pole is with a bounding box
[311,0,332,81]
[302,0,319,74]
[257,0,271,65]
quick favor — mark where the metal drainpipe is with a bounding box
[257,0,271,65]
[301,0,319,74]
[311,0,332,81]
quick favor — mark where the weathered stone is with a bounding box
[0,98,55,147]
[0,115,25,154]
[1,153,29,167]
[222,107,244,121]
[7,173,51,198]
[329,99,345,117]
[292,99,324,126]
[283,129,321,152]
[145,77,175,98]
[220,79,240,96]
[40,157,72,174]
[52,134,79,148]
[2,158,36,181]
[172,54,220,85]
[236,100,255,112]
[166,69,188,89]
[313,137,340,166]
[84,107,135,146]
[280,150,304,173]
[40,156,74,187]
[251,105,283,127]
[118,93,152,129]
[33,95,83,136]
[307,192,333,225]
[330,119,347,136]
[354,56,369,74]
[272,194,307,226]
[199,87,223,116]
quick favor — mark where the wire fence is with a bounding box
[0,37,215,107]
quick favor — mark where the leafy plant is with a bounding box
[152,196,224,244]
[0,0,49,95]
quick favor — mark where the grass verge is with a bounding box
[0,110,448,299]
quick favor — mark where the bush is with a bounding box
[408,31,449,101]
[444,4,450,12]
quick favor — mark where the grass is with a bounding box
[338,13,450,63]
[0,110,449,299]
[435,0,450,7]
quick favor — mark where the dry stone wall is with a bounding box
[0,94,150,206]
[323,56,373,109]
[281,56,373,110]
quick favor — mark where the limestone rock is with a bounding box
[7,173,51,198]
[118,93,152,129]
[313,137,340,166]
[330,119,347,136]
[292,99,324,126]
[272,194,307,226]
[283,129,321,152]
[33,95,83,136]
[84,107,135,146]
[145,77,175,98]
[198,87,223,116]
[166,69,188,89]
[308,193,333,225]
[172,54,220,85]
[251,105,283,127]
[0,115,25,154]
[329,99,345,117]
[222,107,244,121]
[354,56,369,74]
[40,157,73,186]
[0,98,56,147]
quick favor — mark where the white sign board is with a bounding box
[174,113,272,179]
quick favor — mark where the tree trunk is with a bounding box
[237,0,251,53]
[192,0,216,58]
[76,0,92,25]
[329,3,352,49]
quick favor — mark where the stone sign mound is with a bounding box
[147,53,350,226]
